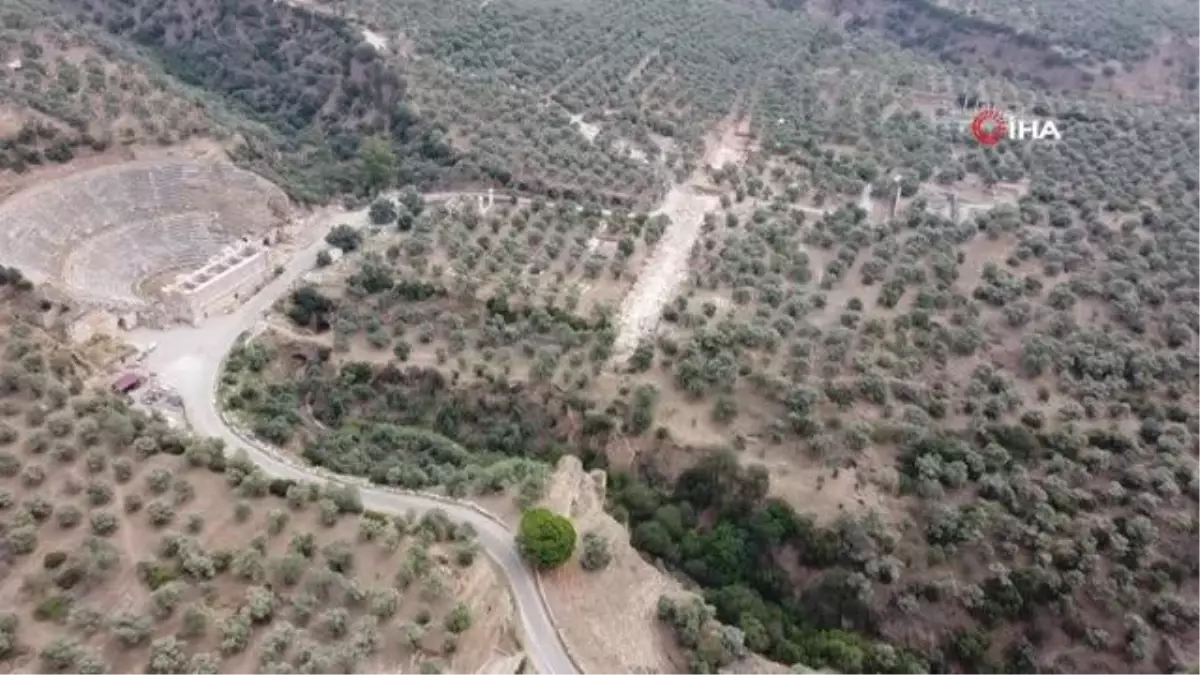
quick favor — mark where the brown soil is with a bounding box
[0,446,521,674]
[0,303,522,674]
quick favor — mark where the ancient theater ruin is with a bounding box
[0,159,289,332]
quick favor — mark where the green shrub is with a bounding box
[517,508,576,568]
[444,602,472,633]
[33,595,73,623]
[580,531,612,571]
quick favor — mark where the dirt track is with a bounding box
[611,117,750,360]
[612,185,718,359]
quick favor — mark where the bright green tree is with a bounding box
[517,508,576,568]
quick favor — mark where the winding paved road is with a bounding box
[128,192,578,675]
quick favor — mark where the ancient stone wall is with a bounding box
[162,243,273,324]
[0,160,288,320]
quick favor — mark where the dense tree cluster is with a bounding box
[614,451,928,672]
[63,0,459,202]
[656,595,748,673]
[0,10,218,174]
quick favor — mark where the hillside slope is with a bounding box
[0,279,525,674]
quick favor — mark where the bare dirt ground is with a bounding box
[752,436,908,526]
[611,186,720,360]
[0,425,521,674]
[611,115,752,360]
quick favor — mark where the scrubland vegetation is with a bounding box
[0,0,221,180]
[220,195,672,495]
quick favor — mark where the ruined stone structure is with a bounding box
[889,176,902,221]
[162,241,273,325]
[0,159,288,329]
[476,187,496,212]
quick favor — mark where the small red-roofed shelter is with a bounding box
[111,372,143,394]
